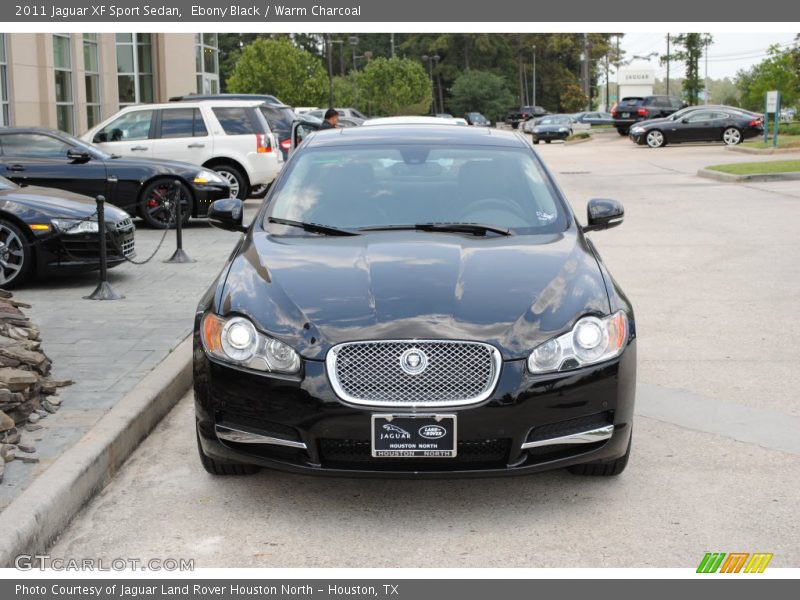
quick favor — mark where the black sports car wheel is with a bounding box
[723,127,742,145]
[139,179,192,229]
[0,219,32,288]
[196,432,260,476]
[568,431,632,476]
[645,130,666,148]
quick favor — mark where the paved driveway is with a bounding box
[49,135,800,567]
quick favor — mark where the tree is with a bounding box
[735,43,800,111]
[560,82,588,113]
[226,38,328,106]
[449,70,514,122]
[669,33,713,105]
[358,57,432,116]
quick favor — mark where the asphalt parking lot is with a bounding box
[48,133,800,567]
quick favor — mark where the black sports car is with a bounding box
[194,124,636,478]
[0,128,230,228]
[628,106,764,148]
[526,115,574,144]
[0,176,135,288]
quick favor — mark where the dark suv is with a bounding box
[612,95,685,135]
[505,106,548,129]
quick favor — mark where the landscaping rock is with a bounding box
[0,409,14,431]
[0,289,71,479]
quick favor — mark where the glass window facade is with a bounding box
[0,34,9,126]
[83,34,101,128]
[116,33,154,106]
[53,33,74,133]
[195,33,219,94]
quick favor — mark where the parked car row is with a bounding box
[521,114,591,143]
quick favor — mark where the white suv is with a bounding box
[82,100,283,199]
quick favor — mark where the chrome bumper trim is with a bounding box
[521,424,614,450]
[215,424,307,450]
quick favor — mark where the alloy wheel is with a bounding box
[217,170,240,198]
[723,128,742,145]
[646,130,665,148]
[0,223,25,286]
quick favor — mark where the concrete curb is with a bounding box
[725,145,800,155]
[697,167,800,183]
[0,336,192,566]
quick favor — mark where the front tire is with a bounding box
[211,164,248,200]
[568,431,631,476]
[645,130,666,148]
[139,179,192,229]
[617,127,628,136]
[197,431,260,476]
[723,127,742,146]
[0,219,33,289]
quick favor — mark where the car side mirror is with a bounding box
[66,148,91,162]
[584,198,624,232]
[208,198,247,233]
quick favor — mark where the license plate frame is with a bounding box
[371,414,457,458]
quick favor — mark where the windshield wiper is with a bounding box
[267,217,359,236]
[360,222,512,236]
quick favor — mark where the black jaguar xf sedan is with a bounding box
[628,106,764,148]
[0,128,230,228]
[0,176,135,288]
[194,125,636,478]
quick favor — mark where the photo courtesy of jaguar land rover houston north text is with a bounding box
[193,124,636,478]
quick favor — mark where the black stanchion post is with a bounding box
[83,195,124,300]
[164,179,195,264]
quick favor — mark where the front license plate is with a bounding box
[371,414,456,458]
[622,112,630,118]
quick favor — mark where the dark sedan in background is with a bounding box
[526,115,575,143]
[573,112,614,126]
[629,106,764,147]
[464,112,491,127]
[0,128,230,228]
[0,175,134,288]
[612,95,685,135]
[505,105,548,129]
[194,124,636,479]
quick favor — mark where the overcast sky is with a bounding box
[620,32,797,80]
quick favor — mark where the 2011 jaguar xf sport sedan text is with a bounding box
[194,124,636,478]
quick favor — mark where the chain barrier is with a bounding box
[110,194,178,266]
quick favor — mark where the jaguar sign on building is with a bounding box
[617,66,656,99]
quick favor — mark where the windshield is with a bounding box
[266,144,568,235]
[540,116,571,125]
[260,106,296,133]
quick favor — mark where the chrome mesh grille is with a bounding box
[326,340,501,408]
[115,218,134,233]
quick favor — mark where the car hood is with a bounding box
[106,155,202,175]
[217,230,610,360]
[634,117,673,128]
[0,185,130,220]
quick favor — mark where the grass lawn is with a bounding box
[741,134,800,149]
[566,132,591,142]
[707,160,800,175]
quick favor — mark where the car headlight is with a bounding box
[527,311,629,374]
[50,218,100,235]
[193,169,226,185]
[630,127,645,134]
[559,127,569,132]
[201,313,300,374]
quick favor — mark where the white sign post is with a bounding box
[766,91,779,113]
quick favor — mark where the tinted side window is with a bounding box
[159,108,207,138]
[212,107,257,135]
[0,133,70,158]
[671,97,685,109]
[651,97,671,108]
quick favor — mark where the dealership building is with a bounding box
[0,33,220,135]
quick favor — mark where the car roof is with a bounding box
[121,100,267,109]
[363,116,464,127]
[304,124,528,148]
[0,126,67,136]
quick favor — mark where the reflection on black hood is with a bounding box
[217,230,610,360]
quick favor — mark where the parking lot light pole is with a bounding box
[532,45,536,107]
[422,55,440,115]
[326,34,334,107]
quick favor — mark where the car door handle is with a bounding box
[187,143,206,148]
[6,164,25,172]
[131,146,148,151]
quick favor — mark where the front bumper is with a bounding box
[532,131,570,140]
[35,218,136,275]
[194,338,637,478]
[191,183,230,217]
